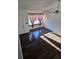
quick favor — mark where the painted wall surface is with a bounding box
[18,9,29,34]
[44,1,61,35]
[44,14,61,35]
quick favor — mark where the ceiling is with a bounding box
[18,0,57,11]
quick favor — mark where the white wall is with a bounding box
[44,1,61,35]
[18,9,29,34]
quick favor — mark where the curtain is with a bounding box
[38,15,43,25]
[29,15,36,27]
[28,13,44,27]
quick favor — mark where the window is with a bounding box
[28,13,44,26]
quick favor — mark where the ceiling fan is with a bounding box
[46,0,61,14]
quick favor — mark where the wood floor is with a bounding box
[19,27,61,59]
[44,36,61,49]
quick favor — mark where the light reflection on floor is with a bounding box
[29,30,42,42]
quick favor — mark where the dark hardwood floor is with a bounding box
[44,36,61,49]
[19,27,61,59]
